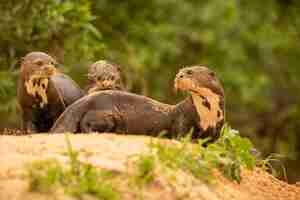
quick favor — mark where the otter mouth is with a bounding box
[100,79,116,88]
[33,64,57,77]
[174,77,198,93]
[25,64,57,108]
[88,79,118,94]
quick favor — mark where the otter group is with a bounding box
[18,52,225,141]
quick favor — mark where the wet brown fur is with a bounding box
[17,52,84,133]
[50,66,225,140]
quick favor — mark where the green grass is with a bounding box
[27,134,120,200]
[257,153,288,181]
[134,154,156,185]
[147,124,257,183]
[27,159,63,193]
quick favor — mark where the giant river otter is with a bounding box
[85,60,124,93]
[17,52,84,133]
[50,66,225,140]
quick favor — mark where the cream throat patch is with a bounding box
[25,75,49,108]
[88,79,116,94]
[24,66,57,108]
[191,88,224,131]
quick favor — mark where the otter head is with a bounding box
[21,52,58,108]
[21,52,57,79]
[175,66,225,133]
[87,60,123,93]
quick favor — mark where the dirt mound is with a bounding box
[0,134,299,200]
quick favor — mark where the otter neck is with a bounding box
[190,88,224,131]
[173,96,199,121]
[175,96,194,112]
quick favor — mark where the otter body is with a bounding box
[51,66,225,140]
[51,90,199,136]
[17,52,84,133]
[50,74,84,106]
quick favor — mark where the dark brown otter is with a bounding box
[50,66,225,140]
[17,52,84,133]
[85,60,124,93]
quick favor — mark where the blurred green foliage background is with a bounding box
[0,0,300,182]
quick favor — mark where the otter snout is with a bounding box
[176,72,185,79]
[40,64,57,76]
[174,69,196,92]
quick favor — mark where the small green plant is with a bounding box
[27,134,119,200]
[134,154,156,185]
[28,159,63,193]
[203,124,256,182]
[148,124,257,183]
[257,153,288,181]
[149,133,213,182]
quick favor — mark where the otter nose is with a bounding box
[176,72,185,79]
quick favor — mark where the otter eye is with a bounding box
[186,70,193,75]
[34,60,43,66]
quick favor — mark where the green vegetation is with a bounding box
[148,125,256,183]
[257,153,288,181]
[28,159,62,193]
[27,135,120,200]
[134,154,156,185]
